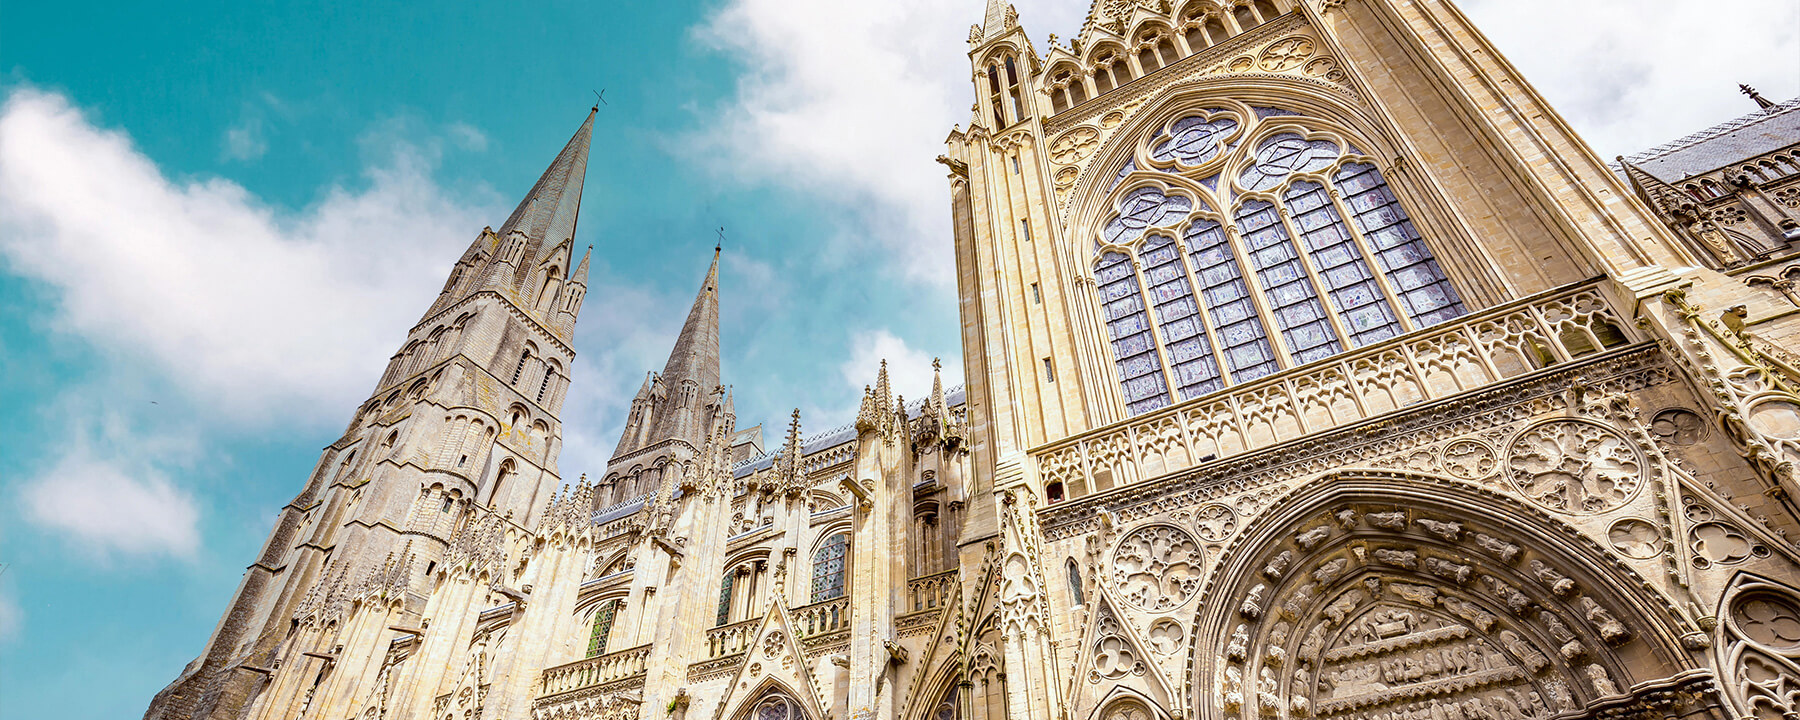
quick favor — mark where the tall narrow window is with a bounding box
[1138,41,1161,74]
[1011,154,1021,174]
[1159,38,1179,65]
[1140,235,1223,399]
[987,64,1005,127]
[1236,200,1342,364]
[811,533,849,602]
[1070,79,1089,105]
[1097,252,1170,414]
[1066,560,1085,606]
[1043,357,1056,383]
[1334,163,1465,327]
[1020,218,1032,242]
[1206,19,1229,44]
[1185,219,1278,382]
[1234,5,1260,29]
[1004,55,1025,121]
[1254,0,1281,22]
[512,350,531,384]
[1031,282,1042,304]
[586,600,618,657]
[1285,180,1402,347]
[1094,63,1115,94]
[717,572,736,626]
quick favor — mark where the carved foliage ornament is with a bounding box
[1504,420,1644,514]
[1113,523,1205,611]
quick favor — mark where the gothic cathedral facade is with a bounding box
[147,1,1800,719]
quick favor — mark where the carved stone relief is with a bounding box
[1194,504,1237,542]
[1606,519,1661,559]
[1649,408,1706,446]
[1722,577,1800,719]
[1505,420,1644,514]
[1113,524,1205,611]
[1092,604,1149,682]
[1440,439,1497,481]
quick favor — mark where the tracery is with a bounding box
[1092,106,1465,415]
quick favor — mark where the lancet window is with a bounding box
[585,599,618,657]
[1091,107,1465,416]
[810,532,849,602]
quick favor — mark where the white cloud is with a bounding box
[447,122,489,152]
[835,328,962,417]
[21,452,201,561]
[0,88,501,426]
[0,587,18,643]
[223,117,267,162]
[694,0,1793,285]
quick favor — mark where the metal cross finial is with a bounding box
[592,89,607,110]
[716,226,725,253]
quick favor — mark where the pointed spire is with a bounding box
[611,373,656,459]
[779,409,804,495]
[856,385,880,434]
[647,248,722,445]
[498,107,595,252]
[929,357,946,416]
[977,0,1020,44]
[1742,84,1776,111]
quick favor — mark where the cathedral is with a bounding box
[144,0,1800,718]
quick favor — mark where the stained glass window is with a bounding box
[717,572,735,626]
[811,533,849,602]
[1239,133,1339,192]
[1185,219,1278,382]
[1097,251,1171,414]
[1149,113,1237,167]
[586,600,618,657]
[1285,180,1402,348]
[1335,163,1465,327]
[1236,199,1342,364]
[1140,235,1223,399]
[1102,187,1191,246]
[756,697,799,720]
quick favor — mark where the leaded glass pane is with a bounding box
[1096,252,1172,415]
[586,600,618,657]
[1138,236,1223,400]
[1236,200,1342,364]
[1239,133,1340,192]
[1333,163,1465,327]
[1107,158,1137,192]
[1148,113,1238,167]
[1183,219,1279,383]
[717,572,735,626]
[811,533,849,602]
[1102,187,1192,246]
[1284,180,1402,347]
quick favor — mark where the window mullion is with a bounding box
[1129,254,1181,409]
[1173,240,1235,394]
[1324,172,1417,335]
[1273,189,1357,351]
[1220,220,1297,370]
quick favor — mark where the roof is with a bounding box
[1619,97,1800,183]
[730,386,968,478]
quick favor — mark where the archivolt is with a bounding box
[1186,471,1703,719]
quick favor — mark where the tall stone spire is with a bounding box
[647,248,722,446]
[499,107,594,252]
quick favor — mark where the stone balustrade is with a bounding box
[706,617,760,659]
[793,596,850,639]
[1035,279,1636,500]
[906,570,958,614]
[536,644,651,698]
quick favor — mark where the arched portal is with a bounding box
[1189,473,1713,719]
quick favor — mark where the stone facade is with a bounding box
[148,1,1800,719]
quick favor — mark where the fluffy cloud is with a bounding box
[831,328,963,423]
[0,88,500,426]
[21,452,201,561]
[694,0,1793,286]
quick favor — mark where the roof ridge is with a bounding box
[1621,96,1800,165]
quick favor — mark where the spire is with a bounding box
[498,107,595,251]
[1742,84,1777,111]
[646,249,723,445]
[975,0,1020,44]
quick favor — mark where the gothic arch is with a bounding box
[1716,571,1800,718]
[1187,471,1702,719]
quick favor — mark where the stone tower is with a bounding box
[943,1,1800,719]
[145,107,597,720]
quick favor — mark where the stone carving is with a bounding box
[1505,420,1644,513]
[1472,534,1521,564]
[1149,618,1184,654]
[1241,583,1268,619]
[1263,550,1294,580]
[1733,593,1800,652]
[1112,524,1205,611]
[1367,511,1408,530]
[1296,525,1332,549]
[1049,127,1100,165]
[1390,583,1439,607]
[1528,560,1576,596]
[1577,596,1631,645]
[1101,701,1151,720]
[1540,612,1586,660]
[1690,521,1762,568]
[1323,588,1365,626]
[1649,408,1706,445]
[1415,518,1463,541]
[1195,503,1237,541]
[1480,575,1531,615]
[1606,518,1661,559]
[1373,548,1418,569]
[1313,557,1349,584]
[1258,37,1315,72]
[1227,623,1251,660]
[1497,629,1550,672]
[1582,663,1619,696]
[1425,557,1474,585]
[1441,439,1497,480]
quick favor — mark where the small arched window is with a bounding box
[1137,35,1163,74]
[1066,559,1084,605]
[585,599,619,657]
[1205,18,1229,44]
[535,266,563,313]
[1254,0,1281,21]
[512,348,533,385]
[717,571,736,626]
[752,696,802,720]
[538,360,562,403]
[987,63,1006,127]
[1234,5,1260,29]
[810,533,850,602]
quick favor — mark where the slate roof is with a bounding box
[1619,97,1800,183]
[731,386,968,478]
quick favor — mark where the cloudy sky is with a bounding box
[0,0,1794,716]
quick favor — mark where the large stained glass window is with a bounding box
[810,533,849,602]
[1091,109,1467,417]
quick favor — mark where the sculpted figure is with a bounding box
[1416,518,1463,541]
[1374,548,1419,568]
[1368,511,1408,529]
[1583,663,1619,696]
[1297,525,1332,550]
[1263,550,1294,579]
[1473,534,1521,563]
[1528,560,1576,596]
[1577,596,1631,645]
[1241,583,1267,619]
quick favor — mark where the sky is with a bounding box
[0,0,1794,717]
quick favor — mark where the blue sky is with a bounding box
[0,0,1794,717]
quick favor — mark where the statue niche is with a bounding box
[1194,478,1708,720]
